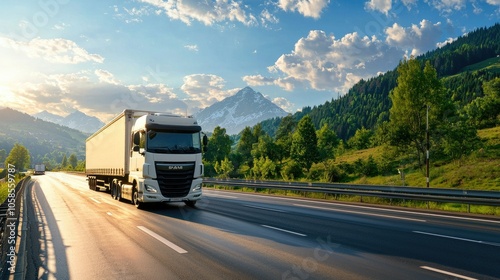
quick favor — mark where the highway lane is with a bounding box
[21,172,500,279]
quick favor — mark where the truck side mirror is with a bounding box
[202,135,208,147]
[133,132,141,145]
[133,145,140,152]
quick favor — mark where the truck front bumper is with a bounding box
[139,178,203,203]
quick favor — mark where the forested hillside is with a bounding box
[0,108,87,169]
[260,23,500,140]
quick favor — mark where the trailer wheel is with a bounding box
[111,180,117,199]
[132,187,144,209]
[116,181,122,201]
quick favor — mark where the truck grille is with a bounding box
[155,162,195,198]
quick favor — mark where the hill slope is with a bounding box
[0,108,87,166]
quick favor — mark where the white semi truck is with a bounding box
[86,109,207,209]
[34,164,45,175]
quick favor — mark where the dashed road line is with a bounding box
[420,266,477,280]
[137,226,188,254]
[261,225,307,237]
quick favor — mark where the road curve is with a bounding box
[19,172,500,279]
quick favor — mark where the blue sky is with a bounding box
[0,0,499,122]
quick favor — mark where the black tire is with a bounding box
[116,181,122,201]
[111,180,118,199]
[132,188,144,209]
[184,200,197,207]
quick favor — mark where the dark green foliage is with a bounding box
[290,116,319,170]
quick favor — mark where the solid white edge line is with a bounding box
[420,266,477,280]
[413,231,500,247]
[137,226,188,254]
[294,204,427,222]
[261,225,307,237]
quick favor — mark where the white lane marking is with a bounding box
[107,212,113,216]
[244,204,286,213]
[294,204,427,222]
[204,192,238,199]
[261,225,307,237]
[90,198,101,204]
[137,226,188,254]
[413,231,500,247]
[420,266,477,280]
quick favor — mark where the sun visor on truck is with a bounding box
[146,123,202,132]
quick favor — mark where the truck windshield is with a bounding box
[147,130,201,154]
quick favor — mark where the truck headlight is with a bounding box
[145,184,157,193]
[192,183,202,192]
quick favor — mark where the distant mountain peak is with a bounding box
[194,87,288,135]
[33,110,104,134]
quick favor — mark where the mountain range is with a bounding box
[33,110,104,134]
[194,87,288,135]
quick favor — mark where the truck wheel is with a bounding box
[116,181,122,201]
[184,200,197,207]
[132,188,144,209]
[111,180,118,199]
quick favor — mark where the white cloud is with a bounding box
[140,0,258,26]
[385,20,443,55]
[486,0,500,5]
[0,36,104,64]
[181,74,236,109]
[184,44,199,52]
[278,0,330,18]
[250,30,402,93]
[365,0,392,15]
[95,69,120,84]
[425,0,466,13]
[7,71,187,121]
[272,97,293,112]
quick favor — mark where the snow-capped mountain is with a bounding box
[194,87,288,135]
[34,110,104,134]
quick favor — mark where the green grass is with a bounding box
[460,56,500,74]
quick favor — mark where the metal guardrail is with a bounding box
[0,176,30,279]
[203,178,500,207]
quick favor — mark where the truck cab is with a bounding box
[127,113,205,207]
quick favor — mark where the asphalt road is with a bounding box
[19,172,500,279]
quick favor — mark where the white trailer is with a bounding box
[86,109,207,209]
[34,164,45,175]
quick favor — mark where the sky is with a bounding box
[0,0,499,122]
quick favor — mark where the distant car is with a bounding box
[34,164,45,175]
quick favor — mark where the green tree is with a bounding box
[465,77,500,128]
[4,143,30,171]
[237,126,256,164]
[388,58,449,165]
[0,149,6,163]
[214,157,234,179]
[61,154,68,168]
[275,115,296,163]
[347,127,373,150]
[68,153,78,169]
[316,123,339,161]
[290,115,319,170]
[205,126,232,163]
